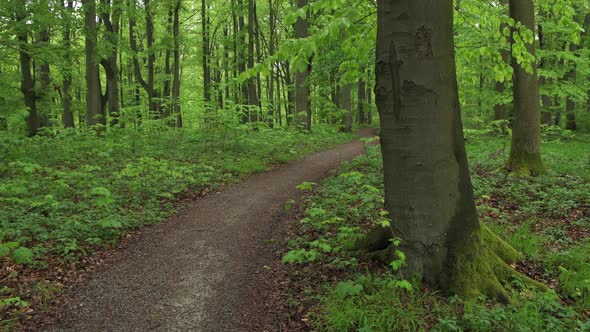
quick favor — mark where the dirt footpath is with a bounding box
[48,128,377,332]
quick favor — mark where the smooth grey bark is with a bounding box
[373,0,480,290]
[82,0,102,127]
[507,0,545,175]
[295,0,311,130]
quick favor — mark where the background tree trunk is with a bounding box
[507,0,545,176]
[16,0,39,136]
[83,0,102,127]
[340,83,352,132]
[295,0,311,130]
[62,0,75,128]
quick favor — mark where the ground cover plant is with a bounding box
[282,129,590,331]
[0,125,353,328]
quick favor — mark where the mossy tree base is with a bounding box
[448,225,548,302]
[358,225,549,303]
[507,151,547,177]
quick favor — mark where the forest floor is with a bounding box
[34,128,377,331]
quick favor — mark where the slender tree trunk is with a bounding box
[237,0,249,123]
[507,0,545,175]
[202,0,211,112]
[538,21,552,125]
[145,0,159,116]
[366,83,372,125]
[82,0,102,127]
[268,0,276,126]
[357,79,366,124]
[295,0,311,130]
[247,0,259,123]
[172,0,182,127]
[36,29,52,128]
[16,0,39,136]
[564,44,577,131]
[62,0,75,128]
[493,56,509,120]
[100,0,121,126]
[340,83,352,132]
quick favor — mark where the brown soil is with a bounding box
[42,128,377,332]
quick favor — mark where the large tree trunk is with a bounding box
[365,0,545,300]
[295,0,311,130]
[507,0,545,176]
[82,0,102,127]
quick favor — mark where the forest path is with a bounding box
[49,128,377,332]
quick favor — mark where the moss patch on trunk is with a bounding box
[507,151,547,177]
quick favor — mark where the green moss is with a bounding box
[449,225,549,302]
[507,151,547,177]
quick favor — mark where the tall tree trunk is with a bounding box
[145,0,159,116]
[366,83,372,125]
[247,0,259,123]
[62,0,75,128]
[357,79,366,124]
[202,0,211,112]
[268,0,276,126]
[507,0,545,176]
[16,0,39,136]
[36,27,52,128]
[493,0,510,120]
[340,83,352,132]
[365,0,542,300]
[172,0,182,127]
[538,21,552,125]
[295,0,311,130]
[100,0,121,126]
[237,0,249,123]
[564,44,577,131]
[82,0,102,127]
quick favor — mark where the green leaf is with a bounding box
[11,247,33,264]
[335,281,363,299]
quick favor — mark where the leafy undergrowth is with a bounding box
[0,125,353,330]
[282,131,590,331]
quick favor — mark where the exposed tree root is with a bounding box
[357,224,549,303]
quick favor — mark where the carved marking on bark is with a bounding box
[415,25,433,57]
[390,41,402,120]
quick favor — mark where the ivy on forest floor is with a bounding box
[282,131,590,331]
[0,125,354,329]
